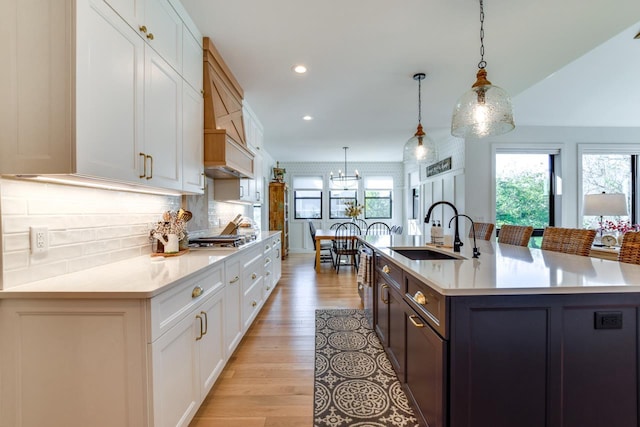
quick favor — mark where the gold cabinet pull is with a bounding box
[229,276,240,284]
[382,265,390,274]
[195,314,204,340]
[139,25,147,34]
[139,152,146,178]
[413,291,428,306]
[192,286,203,298]
[146,155,153,179]
[380,283,390,304]
[265,245,270,251]
[251,273,257,280]
[251,300,257,307]
[265,271,270,276]
[147,33,154,40]
[409,315,425,328]
[200,311,208,336]
[266,286,271,291]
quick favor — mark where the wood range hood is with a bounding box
[203,37,254,179]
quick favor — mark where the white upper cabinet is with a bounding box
[182,83,204,193]
[76,0,145,182]
[0,0,203,194]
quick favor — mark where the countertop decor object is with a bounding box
[403,73,437,166]
[583,191,628,245]
[451,0,515,139]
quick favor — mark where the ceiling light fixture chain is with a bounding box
[478,0,486,69]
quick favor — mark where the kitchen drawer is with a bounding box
[375,253,403,291]
[405,273,447,339]
[242,279,263,329]
[149,263,224,342]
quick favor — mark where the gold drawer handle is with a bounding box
[265,245,270,250]
[251,273,257,280]
[192,286,203,298]
[251,300,257,307]
[380,284,390,304]
[195,314,204,340]
[265,257,271,265]
[409,315,425,328]
[229,276,239,284]
[413,291,428,305]
[146,32,154,40]
[139,25,147,34]
[382,265,390,274]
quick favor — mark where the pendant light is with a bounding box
[330,147,361,183]
[451,0,514,139]
[403,73,437,165]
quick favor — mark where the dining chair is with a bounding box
[469,222,495,240]
[366,222,391,235]
[390,225,398,234]
[619,232,640,265]
[308,220,333,268]
[498,225,534,247]
[393,225,403,235]
[541,227,597,256]
[332,223,361,273]
[329,223,342,230]
[353,218,368,231]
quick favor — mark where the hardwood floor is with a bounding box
[189,253,363,427]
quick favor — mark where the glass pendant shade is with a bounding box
[451,69,514,139]
[403,124,437,165]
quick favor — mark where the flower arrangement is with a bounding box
[344,201,364,219]
[599,219,640,234]
[151,210,187,240]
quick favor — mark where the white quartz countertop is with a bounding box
[361,235,640,296]
[0,231,281,299]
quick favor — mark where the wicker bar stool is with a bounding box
[619,232,640,265]
[498,225,534,247]
[469,222,495,240]
[541,227,596,256]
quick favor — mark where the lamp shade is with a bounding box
[451,76,515,139]
[583,193,628,216]
[403,125,437,165]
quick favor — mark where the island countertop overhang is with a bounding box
[360,234,640,296]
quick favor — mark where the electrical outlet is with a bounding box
[30,226,49,254]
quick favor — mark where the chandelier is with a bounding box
[403,73,437,165]
[451,0,515,139]
[330,147,361,183]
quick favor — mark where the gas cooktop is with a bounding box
[188,235,245,248]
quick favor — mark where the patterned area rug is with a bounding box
[314,309,419,427]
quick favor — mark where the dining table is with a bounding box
[314,229,361,271]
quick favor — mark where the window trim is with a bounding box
[364,189,392,219]
[492,145,562,241]
[293,189,323,220]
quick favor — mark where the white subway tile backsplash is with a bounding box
[1,178,178,289]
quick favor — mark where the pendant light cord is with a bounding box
[478,0,487,69]
[417,77,422,125]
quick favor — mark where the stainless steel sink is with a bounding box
[390,247,462,260]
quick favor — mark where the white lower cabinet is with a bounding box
[0,234,282,427]
[224,256,243,356]
[149,264,225,427]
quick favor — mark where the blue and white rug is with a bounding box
[314,309,419,427]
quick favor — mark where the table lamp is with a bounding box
[583,192,628,246]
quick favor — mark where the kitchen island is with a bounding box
[360,234,640,427]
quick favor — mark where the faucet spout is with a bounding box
[425,201,463,252]
[448,214,480,258]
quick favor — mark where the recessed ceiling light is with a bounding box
[303,115,313,121]
[293,65,307,74]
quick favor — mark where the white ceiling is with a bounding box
[181,0,640,162]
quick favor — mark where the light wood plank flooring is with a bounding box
[189,253,362,427]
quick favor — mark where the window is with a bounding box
[495,152,557,247]
[330,190,357,219]
[293,176,323,219]
[364,176,393,219]
[580,151,638,228]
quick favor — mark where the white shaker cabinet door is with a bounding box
[102,0,144,30]
[150,307,200,427]
[182,83,204,194]
[196,289,226,398]
[224,257,243,356]
[76,0,145,182]
[144,0,182,73]
[144,48,182,190]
